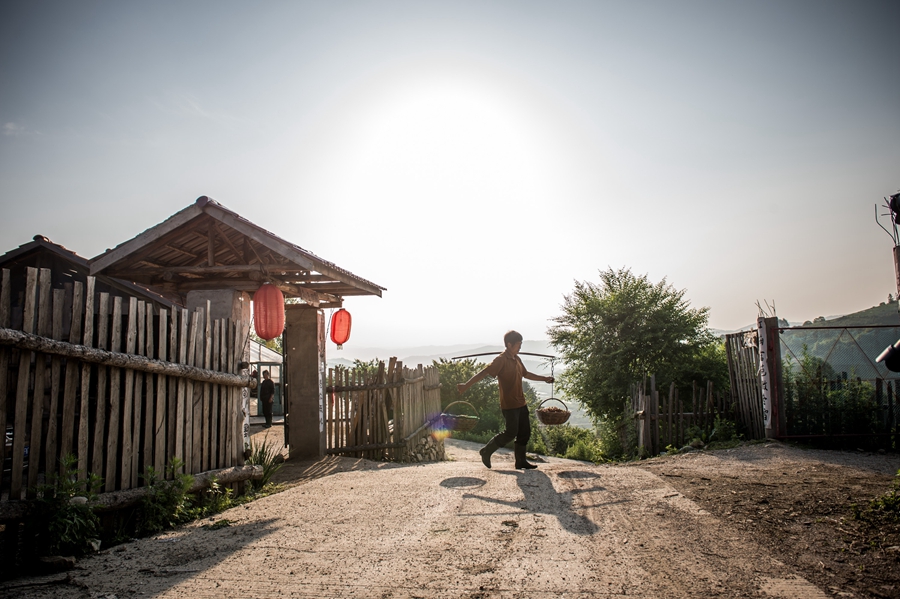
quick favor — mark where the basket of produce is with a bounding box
[535,398,571,425]
[440,401,480,432]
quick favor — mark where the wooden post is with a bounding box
[650,375,659,455]
[285,305,326,459]
[893,245,900,307]
[758,316,783,439]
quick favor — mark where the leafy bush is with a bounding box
[183,476,234,520]
[24,454,103,558]
[596,409,637,461]
[246,436,284,490]
[564,438,602,462]
[136,458,193,536]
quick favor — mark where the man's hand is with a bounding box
[456,383,467,394]
[545,376,555,384]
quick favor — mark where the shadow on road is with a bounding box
[440,476,487,489]
[452,469,600,535]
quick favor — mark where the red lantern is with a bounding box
[330,309,351,348]
[253,283,285,341]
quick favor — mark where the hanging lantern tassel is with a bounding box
[253,283,285,341]
[330,308,352,349]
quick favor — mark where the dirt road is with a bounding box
[4,437,898,598]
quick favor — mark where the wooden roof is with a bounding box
[90,197,384,307]
[0,235,180,310]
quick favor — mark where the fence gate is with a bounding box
[325,359,442,462]
[724,330,766,440]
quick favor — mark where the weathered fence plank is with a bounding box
[92,293,109,477]
[0,269,10,493]
[11,267,38,500]
[46,289,64,482]
[77,277,95,479]
[105,296,123,492]
[155,309,168,475]
[26,269,52,496]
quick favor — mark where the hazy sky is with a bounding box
[1,1,898,349]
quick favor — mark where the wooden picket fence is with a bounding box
[0,267,250,504]
[631,376,734,456]
[325,359,441,461]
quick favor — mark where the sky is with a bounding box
[1,0,898,351]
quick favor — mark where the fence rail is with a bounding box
[1,267,248,503]
[325,359,442,461]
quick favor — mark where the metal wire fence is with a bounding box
[778,325,899,449]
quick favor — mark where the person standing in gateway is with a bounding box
[456,330,554,470]
[260,370,275,428]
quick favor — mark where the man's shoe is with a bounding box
[479,440,500,469]
[514,444,537,469]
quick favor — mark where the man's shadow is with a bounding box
[446,469,606,535]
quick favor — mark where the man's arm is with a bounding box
[457,367,491,395]
[523,370,554,384]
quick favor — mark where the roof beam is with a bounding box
[90,203,203,274]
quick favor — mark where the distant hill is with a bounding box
[712,302,900,336]
[796,302,900,328]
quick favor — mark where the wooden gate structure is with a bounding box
[0,267,252,505]
[631,376,734,456]
[724,329,767,440]
[325,360,442,461]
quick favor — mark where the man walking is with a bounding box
[456,331,554,469]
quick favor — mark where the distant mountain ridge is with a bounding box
[711,301,900,336]
[796,301,900,328]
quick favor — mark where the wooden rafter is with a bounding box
[212,222,244,264]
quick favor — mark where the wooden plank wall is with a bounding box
[0,267,244,502]
[632,376,734,456]
[325,361,441,461]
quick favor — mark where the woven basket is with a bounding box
[440,401,479,432]
[535,398,571,425]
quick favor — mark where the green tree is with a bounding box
[548,267,720,422]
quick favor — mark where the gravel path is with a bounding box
[4,437,875,598]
